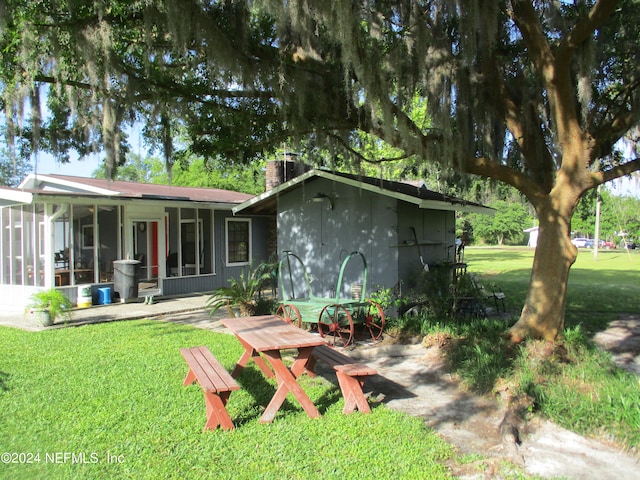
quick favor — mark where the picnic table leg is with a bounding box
[290,346,314,378]
[336,372,371,414]
[259,349,321,423]
[183,368,197,386]
[231,338,274,379]
[304,355,318,377]
[204,391,235,431]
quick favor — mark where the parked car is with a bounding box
[622,240,637,250]
[571,237,590,248]
[599,240,615,249]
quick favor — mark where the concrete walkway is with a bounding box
[0,293,221,331]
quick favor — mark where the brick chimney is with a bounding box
[264,155,311,261]
[265,155,311,190]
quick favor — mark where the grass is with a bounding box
[429,247,640,450]
[466,246,640,332]
[0,320,453,479]
[2,247,639,477]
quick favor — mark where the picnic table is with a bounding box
[221,315,328,423]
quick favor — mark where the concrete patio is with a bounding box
[0,293,224,331]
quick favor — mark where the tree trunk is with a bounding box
[507,201,578,343]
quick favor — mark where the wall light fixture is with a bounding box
[311,192,333,210]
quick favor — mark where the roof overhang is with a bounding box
[417,199,494,214]
[233,169,495,216]
[19,173,119,195]
[0,189,33,208]
[232,169,318,215]
[12,173,249,209]
[24,192,240,210]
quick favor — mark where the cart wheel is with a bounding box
[275,304,302,328]
[364,301,385,341]
[318,304,354,347]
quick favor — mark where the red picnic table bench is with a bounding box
[180,346,240,431]
[306,344,378,414]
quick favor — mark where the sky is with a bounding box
[34,152,102,178]
[30,123,147,179]
[609,176,640,198]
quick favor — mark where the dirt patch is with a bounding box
[593,315,640,376]
[348,318,640,479]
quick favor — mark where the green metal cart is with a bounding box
[275,251,385,347]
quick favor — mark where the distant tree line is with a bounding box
[457,182,640,247]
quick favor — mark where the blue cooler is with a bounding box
[97,287,112,305]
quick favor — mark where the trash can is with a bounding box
[113,260,141,303]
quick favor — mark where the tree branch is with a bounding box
[594,157,640,185]
[489,55,556,191]
[461,155,546,204]
[509,1,555,83]
[328,133,412,164]
[592,79,640,158]
[558,0,620,59]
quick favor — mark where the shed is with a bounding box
[234,166,493,298]
[524,226,539,248]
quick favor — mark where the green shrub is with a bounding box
[206,262,275,317]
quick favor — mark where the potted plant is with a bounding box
[26,289,74,326]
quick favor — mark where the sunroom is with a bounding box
[0,174,270,309]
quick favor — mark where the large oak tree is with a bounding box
[1,0,640,342]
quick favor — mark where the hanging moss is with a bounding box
[0,0,638,189]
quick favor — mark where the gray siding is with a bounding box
[162,274,219,296]
[213,211,270,289]
[277,178,456,297]
[277,179,399,297]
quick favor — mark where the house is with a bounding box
[0,174,272,308]
[234,163,494,300]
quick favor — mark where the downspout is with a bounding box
[93,205,99,283]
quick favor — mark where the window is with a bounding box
[38,222,45,257]
[82,224,94,249]
[226,218,251,265]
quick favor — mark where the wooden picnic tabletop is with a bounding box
[221,315,326,352]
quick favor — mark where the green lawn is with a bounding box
[2,247,639,478]
[0,321,452,479]
[465,246,640,332]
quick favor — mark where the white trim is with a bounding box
[225,217,252,266]
[19,173,119,195]
[0,190,32,207]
